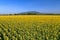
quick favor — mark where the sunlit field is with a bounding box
[0,15,60,40]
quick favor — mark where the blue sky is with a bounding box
[0,0,60,14]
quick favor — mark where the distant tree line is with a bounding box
[13,13,60,15]
[0,11,60,15]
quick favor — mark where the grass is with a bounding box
[0,15,60,40]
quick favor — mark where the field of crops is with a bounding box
[0,15,60,40]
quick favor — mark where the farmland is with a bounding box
[0,15,60,40]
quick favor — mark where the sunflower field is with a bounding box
[0,15,60,40]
